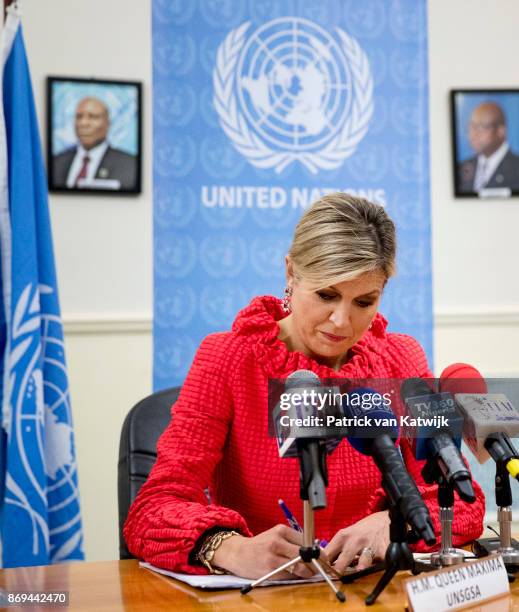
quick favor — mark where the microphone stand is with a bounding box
[360,460,432,606]
[363,504,420,605]
[241,440,345,602]
[421,459,466,567]
[494,464,519,571]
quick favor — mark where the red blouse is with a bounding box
[123,296,485,573]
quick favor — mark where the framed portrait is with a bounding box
[46,76,142,195]
[451,89,519,198]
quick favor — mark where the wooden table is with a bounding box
[0,559,517,611]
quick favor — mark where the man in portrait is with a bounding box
[52,97,137,190]
[458,101,519,194]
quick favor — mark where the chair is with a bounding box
[117,386,181,559]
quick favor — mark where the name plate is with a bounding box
[404,555,509,611]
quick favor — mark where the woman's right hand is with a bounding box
[212,524,322,579]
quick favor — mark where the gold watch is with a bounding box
[197,530,240,574]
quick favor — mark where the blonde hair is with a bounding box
[288,193,396,289]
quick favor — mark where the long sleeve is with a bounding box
[123,334,252,573]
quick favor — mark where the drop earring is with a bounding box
[282,286,293,313]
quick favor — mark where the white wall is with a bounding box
[23,0,153,317]
[20,0,153,561]
[64,324,151,562]
[13,0,519,560]
[428,0,519,375]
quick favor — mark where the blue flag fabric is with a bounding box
[0,11,83,567]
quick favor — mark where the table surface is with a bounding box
[0,559,516,611]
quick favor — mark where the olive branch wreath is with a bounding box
[213,22,373,175]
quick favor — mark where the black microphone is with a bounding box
[400,378,476,503]
[343,387,436,546]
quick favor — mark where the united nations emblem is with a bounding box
[213,17,373,174]
[6,283,83,561]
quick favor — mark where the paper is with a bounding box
[141,551,476,590]
[140,562,328,590]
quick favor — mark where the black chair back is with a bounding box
[117,387,181,559]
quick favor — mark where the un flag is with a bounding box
[0,9,84,567]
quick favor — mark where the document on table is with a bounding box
[140,561,328,590]
[141,550,477,590]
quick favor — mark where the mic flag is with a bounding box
[440,363,519,480]
[400,378,475,503]
[273,369,343,459]
[400,378,464,453]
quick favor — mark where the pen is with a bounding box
[278,498,302,532]
[278,498,329,547]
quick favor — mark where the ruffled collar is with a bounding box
[231,295,389,379]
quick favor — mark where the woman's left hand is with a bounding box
[324,510,390,573]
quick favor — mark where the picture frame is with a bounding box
[46,76,142,195]
[451,89,519,198]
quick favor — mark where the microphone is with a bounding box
[437,363,487,395]
[342,388,436,546]
[440,363,519,481]
[273,370,343,458]
[273,369,342,509]
[400,378,476,503]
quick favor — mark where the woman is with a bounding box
[124,193,484,579]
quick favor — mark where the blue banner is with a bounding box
[0,11,83,567]
[153,0,432,390]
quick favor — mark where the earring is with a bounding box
[368,320,373,330]
[282,286,293,313]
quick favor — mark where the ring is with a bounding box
[360,546,375,560]
[288,565,294,575]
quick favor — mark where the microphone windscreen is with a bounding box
[285,369,320,390]
[439,363,488,395]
